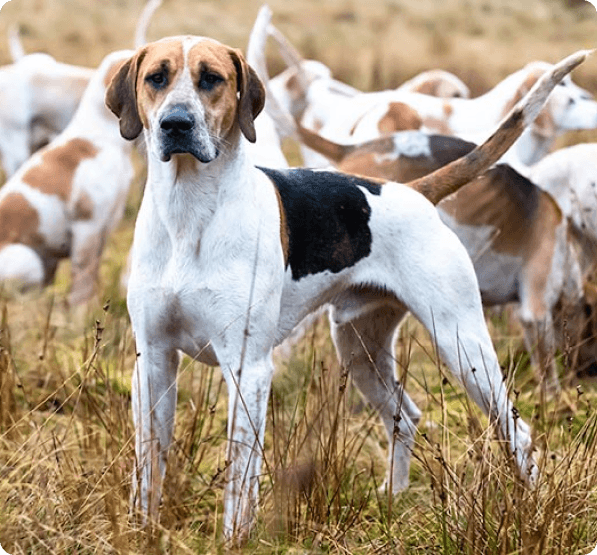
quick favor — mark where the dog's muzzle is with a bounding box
[159,104,218,163]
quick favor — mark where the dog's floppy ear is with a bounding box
[105,50,146,141]
[229,48,265,143]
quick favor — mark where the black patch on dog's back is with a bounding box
[488,164,540,219]
[259,167,378,280]
[428,135,476,167]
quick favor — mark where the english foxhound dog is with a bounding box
[529,143,597,375]
[247,5,468,169]
[0,50,135,305]
[304,58,597,168]
[105,35,585,542]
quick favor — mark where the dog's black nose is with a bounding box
[160,106,195,134]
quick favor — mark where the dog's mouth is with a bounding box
[160,143,219,164]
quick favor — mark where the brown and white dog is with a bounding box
[0,53,93,177]
[530,143,597,264]
[0,0,161,178]
[105,36,586,542]
[529,143,597,376]
[0,50,135,305]
[303,58,597,168]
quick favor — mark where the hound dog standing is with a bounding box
[105,37,586,542]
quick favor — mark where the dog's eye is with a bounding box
[199,71,224,91]
[146,72,167,89]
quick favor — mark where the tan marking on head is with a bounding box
[187,40,244,142]
[502,67,556,141]
[411,78,464,99]
[73,192,94,221]
[443,102,453,117]
[412,79,438,96]
[22,139,98,202]
[135,40,186,130]
[105,40,184,140]
[0,192,42,248]
[529,106,555,138]
[377,102,422,135]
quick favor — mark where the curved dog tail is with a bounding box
[296,124,351,163]
[8,24,25,62]
[408,49,592,206]
[134,0,162,49]
[246,5,298,140]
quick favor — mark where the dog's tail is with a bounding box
[134,0,162,49]
[267,22,305,76]
[247,5,298,139]
[408,49,592,206]
[8,24,25,62]
[246,5,272,78]
[295,124,350,163]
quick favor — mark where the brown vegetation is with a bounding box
[0,0,596,553]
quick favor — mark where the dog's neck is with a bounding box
[143,129,254,243]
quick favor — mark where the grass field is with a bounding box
[0,0,597,553]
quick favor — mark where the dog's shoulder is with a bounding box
[257,167,383,281]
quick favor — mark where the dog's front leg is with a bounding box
[221,356,275,544]
[130,334,180,523]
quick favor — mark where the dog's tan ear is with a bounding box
[105,51,145,141]
[229,48,265,143]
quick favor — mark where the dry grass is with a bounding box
[0,0,597,553]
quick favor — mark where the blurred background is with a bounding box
[1,0,596,103]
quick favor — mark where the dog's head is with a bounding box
[105,36,265,163]
[506,61,597,139]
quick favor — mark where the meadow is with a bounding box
[1,0,597,553]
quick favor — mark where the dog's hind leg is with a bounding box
[390,208,536,485]
[330,300,421,493]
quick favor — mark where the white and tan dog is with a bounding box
[106,36,585,542]
[0,0,161,178]
[307,59,597,168]
[0,49,135,304]
[0,53,93,177]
